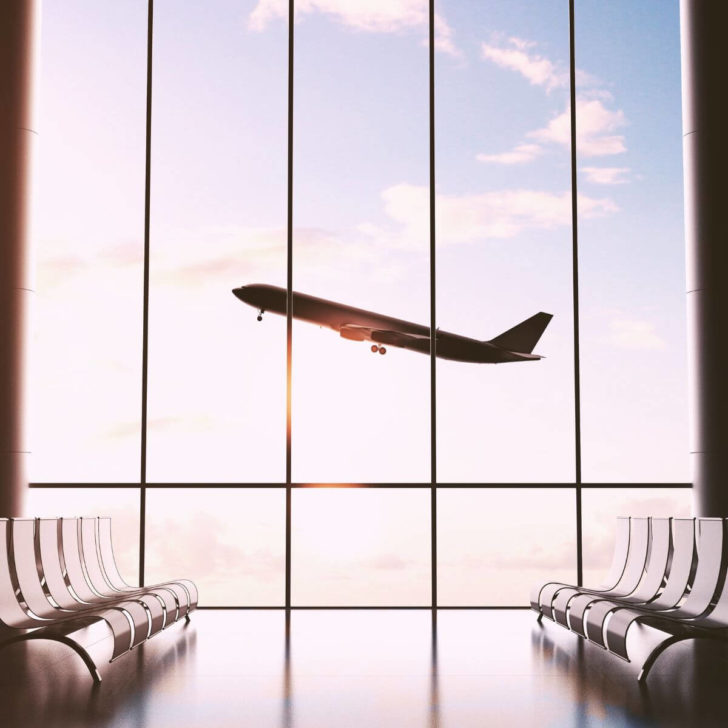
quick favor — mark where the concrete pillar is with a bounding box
[681,1,728,516]
[0,0,39,517]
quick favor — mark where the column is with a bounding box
[0,0,39,517]
[681,0,728,516]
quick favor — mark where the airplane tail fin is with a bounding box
[489,312,553,354]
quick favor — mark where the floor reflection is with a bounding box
[282,611,292,728]
[531,615,728,727]
[2,610,728,727]
[0,619,195,728]
[429,611,439,728]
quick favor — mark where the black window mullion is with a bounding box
[428,0,438,611]
[568,0,583,587]
[139,0,155,588]
[285,0,295,611]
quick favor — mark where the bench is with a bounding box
[532,516,728,682]
[0,516,197,683]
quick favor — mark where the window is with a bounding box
[29,0,688,607]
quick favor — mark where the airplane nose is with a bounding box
[232,286,247,301]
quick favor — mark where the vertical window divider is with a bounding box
[568,0,584,587]
[285,0,295,611]
[429,0,438,610]
[139,0,155,588]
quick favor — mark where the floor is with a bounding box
[1,610,727,727]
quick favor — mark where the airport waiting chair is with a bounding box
[551,517,651,629]
[35,516,151,654]
[74,517,178,628]
[583,518,696,646]
[56,517,166,638]
[531,516,631,620]
[0,517,197,683]
[92,517,198,615]
[554,517,668,635]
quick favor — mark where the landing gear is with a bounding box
[379,347,387,355]
[257,309,264,322]
[370,344,387,355]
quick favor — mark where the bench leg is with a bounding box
[636,632,724,684]
[0,633,102,684]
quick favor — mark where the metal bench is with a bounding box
[0,517,197,683]
[532,517,728,682]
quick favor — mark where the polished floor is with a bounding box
[1,610,727,727]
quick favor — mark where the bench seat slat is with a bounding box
[566,518,672,637]
[584,518,696,647]
[530,517,631,618]
[93,517,197,618]
[551,518,651,627]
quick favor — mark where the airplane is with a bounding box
[232,283,552,364]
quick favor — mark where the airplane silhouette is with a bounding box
[232,284,552,364]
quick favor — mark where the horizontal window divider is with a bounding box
[197,605,533,610]
[29,483,143,488]
[29,482,693,489]
[571,483,692,489]
[197,606,286,610]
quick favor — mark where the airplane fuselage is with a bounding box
[233,284,543,363]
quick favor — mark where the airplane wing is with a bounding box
[339,324,431,354]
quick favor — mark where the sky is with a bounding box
[26,0,690,605]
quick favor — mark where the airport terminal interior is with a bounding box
[3,1,728,726]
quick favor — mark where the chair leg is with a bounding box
[636,633,690,684]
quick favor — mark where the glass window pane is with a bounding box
[576,1,688,481]
[25,488,141,583]
[146,1,287,481]
[292,489,431,606]
[436,1,574,482]
[581,487,692,588]
[145,488,285,606]
[438,488,577,605]
[290,0,430,482]
[30,1,146,481]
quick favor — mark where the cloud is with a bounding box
[581,166,630,185]
[478,36,627,164]
[147,223,397,291]
[364,553,413,570]
[433,12,459,57]
[481,36,566,91]
[608,318,666,351]
[58,179,618,299]
[249,0,460,57]
[146,511,285,586]
[382,183,618,246]
[454,540,575,571]
[476,143,543,165]
[528,98,627,157]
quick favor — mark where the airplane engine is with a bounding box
[340,328,367,342]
